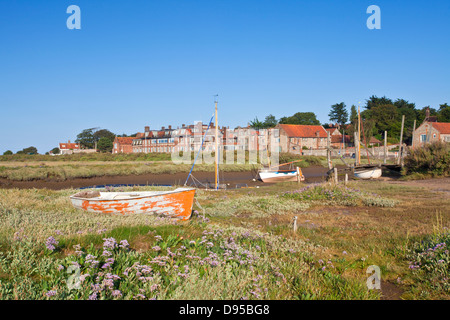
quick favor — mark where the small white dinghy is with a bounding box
[258,170,305,183]
[354,167,382,179]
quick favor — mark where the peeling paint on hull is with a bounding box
[70,188,196,221]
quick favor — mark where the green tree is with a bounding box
[17,146,38,155]
[93,129,116,143]
[263,114,278,128]
[364,104,399,137]
[365,95,393,110]
[75,128,96,149]
[249,117,265,129]
[328,102,348,125]
[438,104,450,122]
[349,105,358,123]
[3,150,13,155]
[279,112,320,125]
[51,147,60,155]
[97,137,113,153]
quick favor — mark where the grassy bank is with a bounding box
[0,179,448,299]
[0,153,328,182]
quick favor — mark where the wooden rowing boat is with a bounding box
[258,170,305,183]
[354,167,382,179]
[70,187,196,220]
[258,160,305,183]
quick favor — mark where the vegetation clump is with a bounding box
[403,141,450,178]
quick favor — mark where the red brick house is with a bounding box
[413,121,450,147]
[112,137,134,154]
[276,124,328,153]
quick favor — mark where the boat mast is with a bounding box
[214,95,219,190]
[357,103,361,165]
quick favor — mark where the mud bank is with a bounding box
[0,166,329,190]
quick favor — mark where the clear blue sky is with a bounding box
[1,0,449,153]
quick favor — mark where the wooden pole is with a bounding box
[384,131,387,164]
[214,98,219,189]
[344,173,348,186]
[398,115,405,165]
[358,106,361,165]
[293,216,298,233]
[354,132,359,166]
[334,167,338,184]
[327,131,332,170]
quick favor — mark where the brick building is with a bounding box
[112,137,134,154]
[276,124,328,153]
[413,121,450,147]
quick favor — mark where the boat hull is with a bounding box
[354,168,382,179]
[258,171,305,183]
[70,188,196,221]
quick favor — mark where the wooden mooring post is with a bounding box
[293,216,298,233]
[334,167,338,184]
[344,173,348,186]
[398,115,405,165]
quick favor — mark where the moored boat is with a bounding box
[354,167,382,179]
[258,170,305,183]
[70,187,196,221]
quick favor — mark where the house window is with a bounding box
[420,134,427,142]
[433,134,437,139]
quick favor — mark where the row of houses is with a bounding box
[112,123,358,155]
[58,115,450,155]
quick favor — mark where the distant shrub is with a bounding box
[403,141,450,177]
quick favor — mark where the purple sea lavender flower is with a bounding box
[45,290,57,297]
[45,236,58,251]
[102,237,117,250]
[112,290,122,298]
[119,240,130,249]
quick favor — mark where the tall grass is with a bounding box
[403,141,450,178]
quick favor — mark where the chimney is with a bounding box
[182,124,185,128]
[145,126,150,132]
[168,125,172,130]
[425,107,430,120]
[68,140,71,143]
[161,126,165,131]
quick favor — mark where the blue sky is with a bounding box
[0,0,449,153]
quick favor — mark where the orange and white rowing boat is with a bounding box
[70,187,196,221]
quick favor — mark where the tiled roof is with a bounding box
[116,137,134,145]
[331,135,351,143]
[59,143,79,150]
[432,122,450,134]
[278,124,327,138]
[369,136,382,144]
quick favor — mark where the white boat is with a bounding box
[70,187,196,221]
[354,167,382,179]
[259,170,304,183]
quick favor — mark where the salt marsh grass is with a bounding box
[0,178,448,300]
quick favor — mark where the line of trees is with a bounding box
[249,95,450,144]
